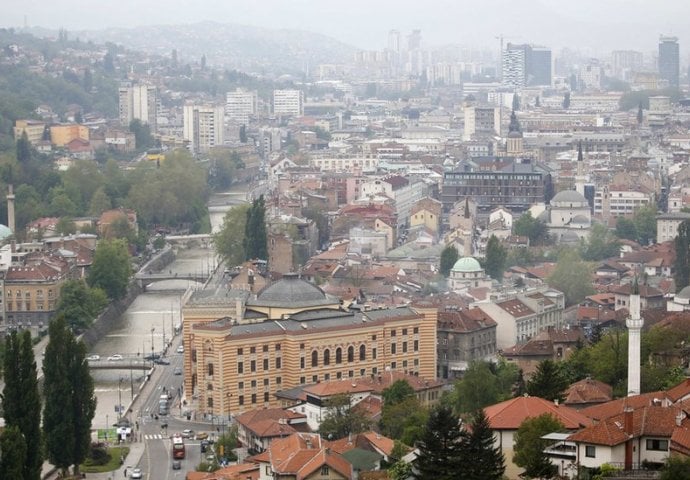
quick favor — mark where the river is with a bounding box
[90,186,247,429]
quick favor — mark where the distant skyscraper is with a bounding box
[183,104,225,154]
[658,35,679,88]
[388,29,401,53]
[527,46,552,86]
[407,29,422,51]
[502,44,527,88]
[273,90,304,117]
[503,44,552,88]
[612,50,643,80]
[118,82,157,131]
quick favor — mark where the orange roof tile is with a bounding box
[484,396,593,430]
[564,378,613,406]
[580,392,669,421]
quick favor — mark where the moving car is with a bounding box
[176,345,184,354]
[107,354,124,361]
[172,460,181,470]
[173,367,182,375]
[130,468,143,479]
[181,429,194,438]
[154,357,171,365]
[87,354,101,361]
[195,432,209,440]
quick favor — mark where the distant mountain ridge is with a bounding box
[69,21,357,76]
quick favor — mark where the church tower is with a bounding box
[506,110,524,157]
[626,277,643,396]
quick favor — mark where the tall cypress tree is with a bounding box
[243,196,268,261]
[2,330,43,480]
[42,316,97,477]
[0,425,27,478]
[413,405,467,479]
[675,220,690,291]
[465,410,505,480]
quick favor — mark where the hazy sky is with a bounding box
[4,0,689,54]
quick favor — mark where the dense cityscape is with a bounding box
[2,3,690,480]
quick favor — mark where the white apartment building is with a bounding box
[310,157,379,173]
[118,83,157,131]
[358,176,428,229]
[183,104,225,154]
[273,89,304,117]
[594,188,651,218]
[656,212,690,244]
[226,88,258,125]
[463,106,500,140]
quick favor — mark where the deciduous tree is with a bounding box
[547,248,594,305]
[675,220,690,291]
[318,394,371,440]
[513,414,564,479]
[55,279,108,332]
[88,238,131,300]
[213,204,250,267]
[484,235,507,281]
[0,426,27,479]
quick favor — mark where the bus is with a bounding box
[172,434,186,459]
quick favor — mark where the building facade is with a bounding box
[181,274,437,418]
[658,35,679,88]
[118,82,158,131]
[226,88,258,125]
[183,104,225,154]
[273,89,304,117]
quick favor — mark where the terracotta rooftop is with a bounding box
[484,396,593,430]
[496,298,535,319]
[580,392,669,421]
[564,378,613,407]
[568,405,687,446]
[303,381,374,398]
[609,283,663,298]
[438,308,497,333]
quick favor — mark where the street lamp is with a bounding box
[118,377,123,422]
[150,327,155,363]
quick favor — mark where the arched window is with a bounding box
[359,344,366,361]
[311,350,318,367]
[335,347,342,364]
[323,349,331,366]
[347,346,354,363]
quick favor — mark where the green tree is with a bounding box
[0,425,27,479]
[215,425,238,461]
[380,395,427,446]
[413,405,466,480]
[660,455,690,480]
[512,93,520,111]
[318,394,371,440]
[526,359,569,402]
[452,361,518,413]
[615,217,637,241]
[513,414,564,479]
[675,220,690,291]
[440,245,459,277]
[637,102,644,124]
[581,223,620,261]
[42,316,96,477]
[129,119,155,150]
[383,379,415,404]
[513,212,548,245]
[388,459,412,480]
[243,196,268,261]
[547,248,594,305]
[484,235,507,281]
[1,330,42,480]
[465,409,505,480]
[213,204,250,267]
[55,279,108,331]
[16,130,32,164]
[88,239,131,300]
[633,203,657,245]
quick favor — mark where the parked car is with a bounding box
[196,432,209,440]
[172,460,181,470]
[130,468,143,479]
[176,345,184,354]
[154,357,170,365]
[173,367,182,375]
[107,354,124,361]
[87,355,101,361]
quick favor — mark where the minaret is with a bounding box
[575,141,586,196]
[626,277,643,396]
[7,184,15,235]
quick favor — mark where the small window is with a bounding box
[391,343,397,354]
[402,328,408,335]
[237,362,243,374]
[251,394,257,404]
[238,381,244,389]
[646,439,668,451]
[391,329,397,337]
[300,376,306,384]
[275,344,281,351]
[250,360,256,372]
[300,357,305,369]
[264,392,269,402]
[207,363,214,376]
[263,345,269,352]
[207,397,213,408]
[238,395,244,406]
[276,377,281,385]
[321,466,329,475]
[348,346,354,362]
[336,347,342,364]
[359,344,366,361]
[250,346,256,354]
[275,357,282,369]
[585,445,596,458]
[263,358,269,370]
[311,350,318,367]
[324,349,331,366]
[414,340,419,352]
[263,378,269,386]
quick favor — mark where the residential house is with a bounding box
[98,208,138,238]
[610,283,664,311]
[563,378,613,410]
[484,396,593,480]
[235,407,308,454]
[436,307,497,379]
[252,433,354,480]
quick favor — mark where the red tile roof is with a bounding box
[580,392,669,421]
[568,406,685,446]
[484,396,593,430]
[496,298,535,319]
[564,378,613,406]
[666,378,690,403]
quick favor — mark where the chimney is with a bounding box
[7,184,15,236]
[554,398,559,406]
[676,411,685,427]
[623,407,634,435]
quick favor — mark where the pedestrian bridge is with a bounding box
[134,271,210,290]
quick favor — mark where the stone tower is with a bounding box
[626,278,643,396]
[6,184,15,235]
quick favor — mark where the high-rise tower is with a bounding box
[626,278,643,396]
[658,36,679,88]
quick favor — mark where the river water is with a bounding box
[90,187,247,429]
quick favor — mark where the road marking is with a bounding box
[144,434,164,440]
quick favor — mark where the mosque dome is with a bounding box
[0,224,12,241]
[551,190,588,205]
[249,273,338,308]
[451,257,482,273]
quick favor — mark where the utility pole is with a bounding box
[150,327,155,363]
